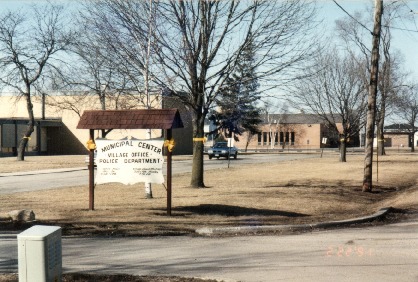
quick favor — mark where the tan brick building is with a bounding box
[7,92,412,155]
[233,114,345,151]
[0,94,168,156]
[383,124,417,149]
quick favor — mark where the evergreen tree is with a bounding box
[210,38,262,140]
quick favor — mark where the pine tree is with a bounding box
[210,37,262,140]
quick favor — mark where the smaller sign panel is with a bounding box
[227,138,234,147]
[95,138,164,185]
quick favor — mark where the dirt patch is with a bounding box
[1,153,417,237]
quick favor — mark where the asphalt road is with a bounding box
[1,217,417,282]
[0,153,317,194]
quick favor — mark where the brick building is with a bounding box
[383,123,416,149]
[232,114,347,151]
[4,91,412,155]
[0,94,191,156]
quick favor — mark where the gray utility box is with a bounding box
[18,225,62,282]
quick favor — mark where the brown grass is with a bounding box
[1,153,417,236]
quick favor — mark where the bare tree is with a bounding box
[79,0,162,198]
[58,33,133,137]
[375,2,413,156]
[336,2,410,157]
[79,0,161,110]
[153,0,319,187]
[393,84,418,152]
[291,50,368,162]
[0,3,75,160]
[261,101,288,150]
[244,132,256,152]
[78,0,319,188]
[362,0,383,192]
[44,30,142,132]
[334,1,416,190]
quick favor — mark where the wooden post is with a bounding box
[166,129,172,216]
[89,129,95,210]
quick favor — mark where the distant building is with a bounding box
[0,93,367,155]
[383,123,416,148]
[233,113,352,151]
[0,94,192,156]
[0,95,90,156]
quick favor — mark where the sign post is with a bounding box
[88,129,95,210]
[227,138,233,168]
[321,137,328,158]
[166,129,172,216]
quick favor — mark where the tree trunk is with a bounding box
[376,121,385,156]
[410,133,415,152]
[17,92,35,161]
[190,113,205,188]
[363,0,383,192]
[339,140,347,162]
[376,91,386,156]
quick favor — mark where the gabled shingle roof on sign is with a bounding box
[76,109,184,130]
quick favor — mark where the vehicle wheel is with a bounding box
[217,157,220,159]
[208,155,213,159]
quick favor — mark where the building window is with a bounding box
[263,132,268,145]
[274,132,278,145]
[279,131,296,146]
[257,133,262,145]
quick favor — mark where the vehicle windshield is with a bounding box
[214,142,228,148]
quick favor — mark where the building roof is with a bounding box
[0,117,62,127]
[384,123,415,133]
[77,109,184,130]
[262,113,339,124]
[384,123,412,130]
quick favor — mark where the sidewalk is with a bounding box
[2,216,417,282]
[196,207,392,236]
[0,167,87,177]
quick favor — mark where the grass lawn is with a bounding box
[1,152,417,237]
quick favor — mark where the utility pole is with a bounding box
[363,0,383,192]
[144,0,155,199]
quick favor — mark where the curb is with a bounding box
[195,207,392,236]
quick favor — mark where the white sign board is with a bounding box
[227,138,234,147]
[95,138,165,185]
